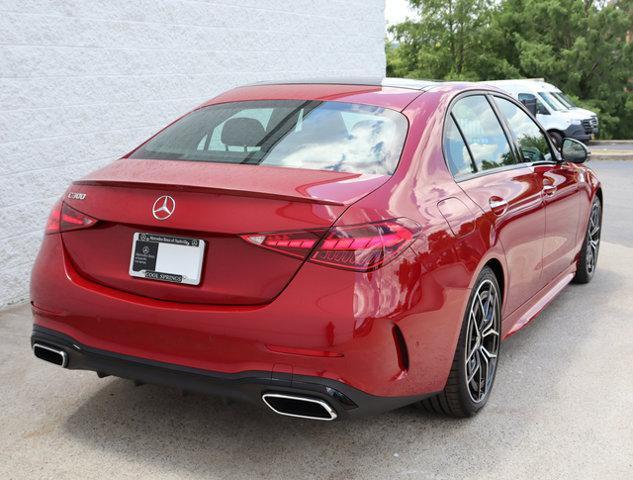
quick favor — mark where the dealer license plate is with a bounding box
[129,232,205,285]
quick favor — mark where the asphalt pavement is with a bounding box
[1,160,632,479]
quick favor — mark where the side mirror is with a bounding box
[520,98,537,117]
[561,138,589,163]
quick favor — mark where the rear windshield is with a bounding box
[129,100,408,175]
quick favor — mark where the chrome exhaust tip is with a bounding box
[262,393,337,421]
[32,343,68,368]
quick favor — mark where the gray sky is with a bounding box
[385,0,417,27]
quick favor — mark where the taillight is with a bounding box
[310,219,420,270]
[241,218,421,271]
[240,229,325,260]
[45,201,98,235]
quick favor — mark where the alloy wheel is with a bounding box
[465,279,501,404]
[586,201,601,275]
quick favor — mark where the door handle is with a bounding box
[489,196,508,216]
[543,184,557,196]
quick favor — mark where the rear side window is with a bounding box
[443,116,476,177]
[450,95,515,172]
[130,100,408,175]
[494,97,553,163]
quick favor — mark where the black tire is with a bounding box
[573,196,602,284]
[419,267,501,417]
[549,130,563,149]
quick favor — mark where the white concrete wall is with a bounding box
[0,0,386,307]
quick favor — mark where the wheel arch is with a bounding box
[547,128,565,137]
[465,251,508,316]
[546,128,564,145]
[483,258,505,306]
[595,186,603,205]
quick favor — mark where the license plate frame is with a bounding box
[128,232,205,285]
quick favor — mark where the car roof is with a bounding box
[245,77,443,91]
[202,78,475,112]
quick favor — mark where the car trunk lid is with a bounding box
[61,159,389,305]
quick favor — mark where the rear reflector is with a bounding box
[266,344,344,357]
[45,201,98,235]
[241,218,421,271]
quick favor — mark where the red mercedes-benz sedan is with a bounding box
[30,78,602,420]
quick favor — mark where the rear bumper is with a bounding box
[31,325,435,418]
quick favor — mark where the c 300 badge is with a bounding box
[67,192,86,200]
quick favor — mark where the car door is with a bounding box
[446,94,545,315]
[493,96,581,286]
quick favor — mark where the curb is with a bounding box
[590,156,633,161]
[589,151,633,160]
[588,141,633,160]
[589,140,633,145]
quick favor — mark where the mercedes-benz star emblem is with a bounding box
[152,195,175,220]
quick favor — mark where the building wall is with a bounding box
[0,0,386,307]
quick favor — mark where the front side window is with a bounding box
[451,95,515,172]
[494,97,553,163]
[518,93,549,115]
[130,100,408,175]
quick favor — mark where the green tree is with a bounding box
[387,0,633,138]
[388,0,496,80]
